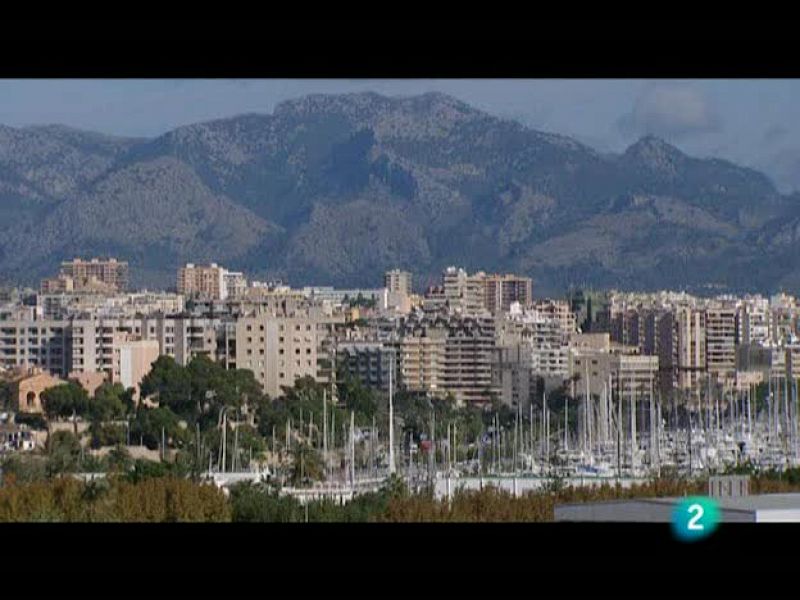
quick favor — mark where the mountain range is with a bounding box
[1,91,799,296]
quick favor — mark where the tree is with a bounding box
[41,383,90,420]
[130,406,184,451]
[107,445,133,473]
[90,383,132,422]
[139,354,266,430]
[0,381,12,412]
[46,431,82,475]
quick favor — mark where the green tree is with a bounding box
[90,383,132,422]
[46,431,82,475]
[41,382,90,420]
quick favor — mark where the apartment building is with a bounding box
[384,269,412,296]
[441,267,486,314]
[337,342,397,392]
[223,271,248,299]
[58,257,129,292]
[497,302,575,383]
[569,344,659,406]
[112,337,160,401]
[492,343,536,410]
[230,309,343,398]
[706,306,737,385]
[0,314,223,380]
[0,321,69,376]
[439,267,533,315]
[396,311,498,405]
[480,273,533,314]
[39,291,184,320]
[177,263,228,300]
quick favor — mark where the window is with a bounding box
[295,325,301,331]
[306,348,312,354]
[246,325,252,332]
[279,372,285,379]
[295,348,300,354]
[279,348,284,355]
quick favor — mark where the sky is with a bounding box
[2,79,799,192]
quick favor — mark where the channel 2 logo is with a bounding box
[671,497,720,542]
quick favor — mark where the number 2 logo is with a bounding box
[672,498,718,541]
[687,503,704,530]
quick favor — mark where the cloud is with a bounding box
[617,85,722,141]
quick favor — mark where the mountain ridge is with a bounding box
[0,91,797,295]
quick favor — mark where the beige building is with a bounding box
[569,345,659,405]
[113,338,160,401]
[440,267,533,315]
[69,371,108,397]
[231,310,343,398]
[58,257,129,292]
[442,267,486,314]
[396,312,498,405]
[40,274,75,294]
[0,314,224,379]
[177,263,227,300]
[479,273,533,314]
[384,269,412,296]
[2,367,65,414]
[706,306,737,385]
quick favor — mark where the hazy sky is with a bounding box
[2,79,799,192]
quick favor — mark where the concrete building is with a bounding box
[177,263,227,300]
[230,309,343,398]
[479,273,533,314]
[442,267,486,315]
[569,343,659,406]
[384,269,412,296]
[492,343,536,410]
[39,291,184,320]
[57,257,129,292]
[302,287,389,310]
[496,302,575,385]
[396,311,498,405]
[1,367,65,414]
[337,342,397,392]
[113,338,160,401]
[223,271,248,300]
[0,314,224,379]
[706,306,737,385]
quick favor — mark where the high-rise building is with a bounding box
[59,257,129,292]
[706,306,736,384]
[177,263,227,300]
[113,337,160,401]
[479,273,533,314]
[396,311,498,405]
[230,309,343,398]
[384,269,412,296]
[337,342,397,392]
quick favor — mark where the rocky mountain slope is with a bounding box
[0,92,797,295]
